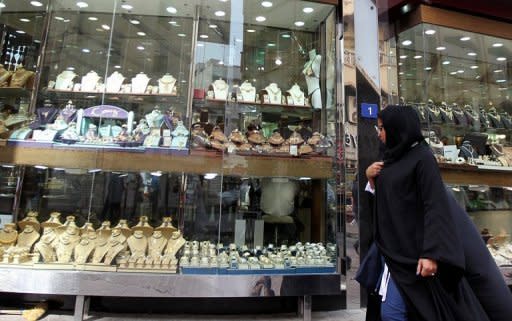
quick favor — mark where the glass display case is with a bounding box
[0,1,344,310]
[383,6,512,282]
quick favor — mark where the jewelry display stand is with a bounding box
[302,49,322,109]
[80,71,101,92]
[287,84,305,106]
[264,83,282,105]
[131,73,151,94]
[239,81,256,102]
[158,74,176,94]
[54,70,77,91]
[106,71,125,93]
[211,79,229,100]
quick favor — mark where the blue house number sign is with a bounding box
[361,103,378,119]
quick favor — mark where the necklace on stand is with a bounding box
[265,83,282,104]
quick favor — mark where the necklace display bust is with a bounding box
[60,100,77,124]
[439,103,455,123]
[41,212,62,229]
[158,74,176,94]
[0,64,12,87]
[4,105,29,127]
[34,228,57,262]
[127,230,148,258]
[10,66,35,88]
[55,70,77,91]
[155,216,177,239]
[81,71,101,92]
[18,211,40,233]
[212,79,229,100]
[164,231,186,258]
[265,83,282,104]
[427,103,443,123]
[239,80,256,102]
[0,223,18,249]
[55,226,80,263]
[303,49,322,109]
[106,71,125,93]
[131,72,151,94]
[145,108,164,128]
[103,228,127,265]
[74,235,96,264]
[287,84,305,106]
[132,215,153,237]
[114,219,132,238]
[148,230,167,259]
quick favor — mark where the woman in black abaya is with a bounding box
[365,105,511,321]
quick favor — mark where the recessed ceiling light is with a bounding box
[457,70,464,73]
[494,69,503,73]
[20,18,31,22]
[219,0,228,2]
[450,71,457,75]
[215,11,226,17]
[281,34,291,38]
[413,55,422,59]
[235,38,242,42]
[399,55,407,59]
[470,65,478,69]
[67,67,75,71]
[303,7,314,13]
[88,16,98,21]
[137,32,146,36]
[294,21,305,27]
[114,65,121,69]
[82,48,90,53]
[16,30,26,34]
[467,52,477,56]
[442,61,450,65]
[218,60,224,65]
[261,1,273,7]
[424,67,432,70]
[256,16,266,22]
[399,72,404,75]
[199,34,209,39]
[209,24,217,28]
[492,43,503,48]
[436,46,446,51]
[130,19,140,24]
[424,29,436,35]
[460,36,470,41]
[267,43,276,47]
[121,4,133,10]
[177,33,186,37]
[0,3,5,8]
[76,1,88,8]
[166,6,177,14]
[168,20,177,25]
[497,57,507,61]
[498,87,508,90]
[247,29,256,33]
[101,24,110,30]
[137,46,145,50]
[55,16,65,21]
[398,62,403,66]
[496,79,506,83]
[30,1,43,7]
[401,40,412,46]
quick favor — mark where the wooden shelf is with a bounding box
[0,145,334,179]
[439,162,512,186]
[43,88,179,104]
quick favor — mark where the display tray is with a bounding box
[190,148,330,159]
[145,147,189,155]
[45,88,177,98]
[7,140,53,148]
[203,98,311,109]
[181,266,336,275]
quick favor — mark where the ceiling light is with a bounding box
[496,79,506,83]
[436,46,446,51]
[34,165,48,170]
[303,7,314,13]
[398,62,403,66]
[281,34,291,38]
[0,3,5,8]
[261,1,273,7]
[247,29,255,33]
[30,1,43,7]
[492,43,503,48]
[166,6,177,14]
[137,32,146,36]
[401,40,412,46]
[209,24,217,28]
[275,58,282,65]
[497,57,507,61]
[63,19,70,22]
[424,67,432,70]
[200,34,209,39]
[494,69,503,73]
[121,4,133,10]
[16,30,26,34]
[294,21,305,27]
[470,65,478,69]
[467,52,477,56]
[20,18,31,22]
[55,16,65,21]
[413,55,422,59]
[130,19,140,24]
[442,61,450,65]
[218,60,224,65]
[450,71,457,75]
[76,1,88,8]
[267,43,275,47]
[424,29,436,35]
[114,65,121,69]
[457,70,464,73]
[88,16,98,21]
[399,55,407,59]
[168,20,177,25]
[177,33,186,37]
[67,67,75,70]
[215,11,226,17]
[399,72,404,75]
[460,36,470,41]
[498,87,508,90]
[101,24,110,30]
[197,43,204,47]
[137,46,145,50]
[82,48,90,53]
[256,16,266,22]
[150,171,162,177]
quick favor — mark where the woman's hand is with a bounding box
[416,258,438,277]
[365,161,384,189]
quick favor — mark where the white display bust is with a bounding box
[106,71,125,93]
[265,83,282,104]
[302,49,322,109]
[55,70,77,91]
[239,80,256,102]
[212,79,229,100]
[158,74,176,94]
[287,84,305,106]
[81,71,101,92]
[131,72,151,94]
[145,107,164,128]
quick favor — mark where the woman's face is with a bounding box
[376,118,386,144]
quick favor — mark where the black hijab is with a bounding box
[378,105,424,164]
